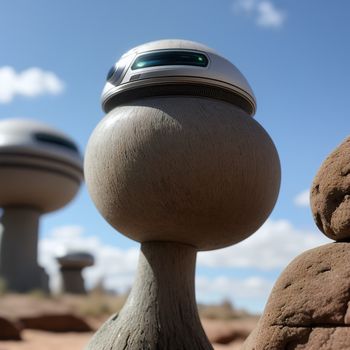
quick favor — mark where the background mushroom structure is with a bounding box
[57,252,94,294]
[243,136,350,350]
[0,118,83,292]
[84,39,281,349]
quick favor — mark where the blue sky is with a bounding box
[0,0,349,313]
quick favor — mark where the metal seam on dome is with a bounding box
[0,151,83,174]
[103,83,255,115]
[0,162,82,184]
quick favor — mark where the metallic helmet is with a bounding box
[102,39,256,115]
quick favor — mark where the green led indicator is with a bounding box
[131,51,209,70]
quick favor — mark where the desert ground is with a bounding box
[0,293,259,350]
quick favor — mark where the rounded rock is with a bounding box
[85,97,280,251]
[243,243,350,350]
[311,137,350,241]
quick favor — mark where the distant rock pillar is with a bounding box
[0,207,48,292]
[0,118,84,293]
[57,253,94,294]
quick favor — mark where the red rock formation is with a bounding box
[0,316,21,340]
[19,314,92,333]
[244,136,350,350]
[311,137,350,241]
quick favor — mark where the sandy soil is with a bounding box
[0,294,258,350]
[0,319,257,350]
[0,330,93,350]
[0,332,243,350]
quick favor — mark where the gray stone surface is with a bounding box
[84,96,281,350]
[0,208,49,292]
[85,97,281,251]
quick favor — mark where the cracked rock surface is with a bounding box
[311,137,350,241]
[243,137,350,349]
[243,243,350,350]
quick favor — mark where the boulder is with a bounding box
[203,320,250,344]
[0,316,21,340]
[19,313,92,332]
[243,242,350,349]
[311,136,350,241]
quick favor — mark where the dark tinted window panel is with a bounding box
[131,51,209,70]
[34,133,79,153]
[106,66,116,80]
[106,62,127,82]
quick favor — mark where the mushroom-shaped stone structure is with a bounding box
[85,39,281,349]
[57,252,94,294]
[243,136,350,350]
[0,119,83,292]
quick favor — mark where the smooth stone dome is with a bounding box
[0,119,83,213]
[85,97,281,251]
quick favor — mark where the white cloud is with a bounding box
[198,219,329,270]
[294,189,310,207]
[39,225,275,311]
[38,225,139,293]
[232,0,286,28]
[233,0,257,13]
[257,1,286,28]
[196,275,273,304]
[38,219,329,312]
[0,66,64,103]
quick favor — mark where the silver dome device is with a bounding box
[102,39,256,115]
[0,118,83,293]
